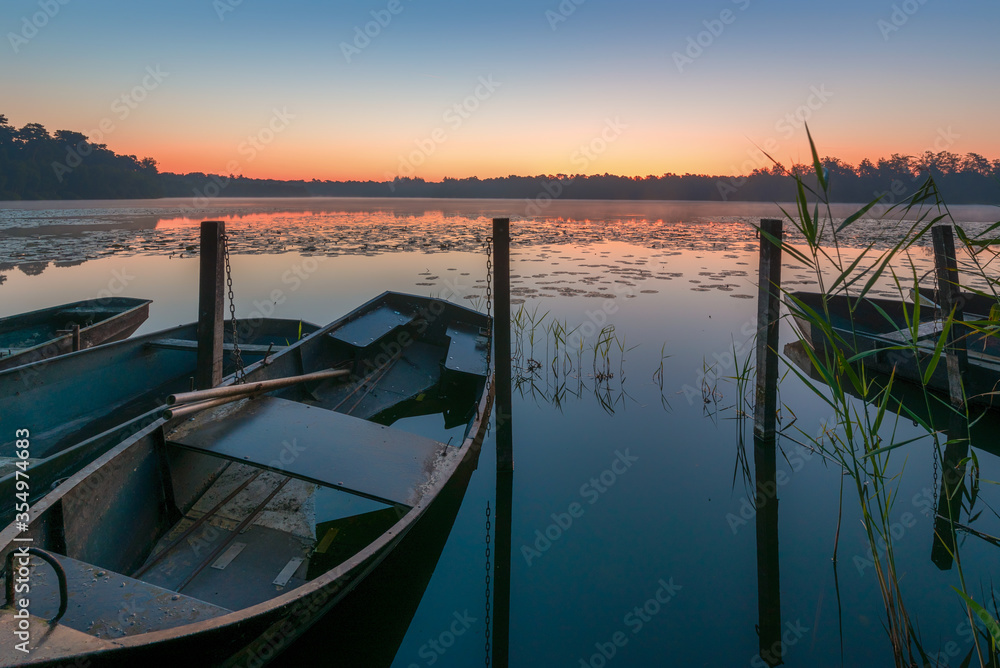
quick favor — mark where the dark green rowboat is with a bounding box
[0,298,152,372]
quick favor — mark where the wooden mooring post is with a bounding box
[931,225,968,408]
[491,217,512,667]
[493,217,513,472]
[196,220,226,390]
[754,219,783,439]
[752,218,783,665]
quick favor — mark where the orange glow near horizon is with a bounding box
[76,119,1000,184]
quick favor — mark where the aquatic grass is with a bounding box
[768,127,1000,666]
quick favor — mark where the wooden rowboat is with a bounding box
[786,290,1000,408]
[0,298,152,372]
[0,317,320,508]
[0,291,492,666]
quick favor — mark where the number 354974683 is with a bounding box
[14,428,30,525]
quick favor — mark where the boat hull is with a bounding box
[787,291,1000,408]
[0,298,152,372]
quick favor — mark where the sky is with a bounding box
[2,0,999,182]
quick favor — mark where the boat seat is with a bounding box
[6,553,230,640]
[56,307,122,316]
[444,323,489,377]
[167,396,450,507]
[328,305,416,348]
[147,339,284,354]
[879,319,945,344]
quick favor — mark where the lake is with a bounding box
[2,197,998,667]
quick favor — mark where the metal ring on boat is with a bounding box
[4,547,69,626]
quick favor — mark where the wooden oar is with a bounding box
[167,368,350,405]
[163,368,351,419]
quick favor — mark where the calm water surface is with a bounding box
[1,198,998,667]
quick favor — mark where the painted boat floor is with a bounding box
[139,522,313,612]
[301,340,443,420]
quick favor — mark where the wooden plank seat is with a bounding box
[167,396,449,507]
[328,304,416,348]
[444,323,489,377]
[148,339,285,354]
[879,319,946,345]
[5,553,230,640]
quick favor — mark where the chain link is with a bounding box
[222,234,246,384]
[484,501,492,667]
[932,438,940,507]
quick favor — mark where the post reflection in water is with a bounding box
[752,218,784,666]
[755,433,782,667]
[931,412,971,571]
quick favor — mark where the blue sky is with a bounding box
[3,0,998,180]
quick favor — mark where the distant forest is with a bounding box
[2,114,999,205]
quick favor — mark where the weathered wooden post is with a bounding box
[931,225,968,408]
[493,217,513,472]
[491,217,512,668]
[754,219,783,439]
[753,218,783,665]
[196,220,226,390]
[71,324,81,352]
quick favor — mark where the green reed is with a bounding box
[772,127,1000,665]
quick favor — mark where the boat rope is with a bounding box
[222,233,247,384]
[484,501,493,667]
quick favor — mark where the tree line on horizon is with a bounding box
[2,115,999,205]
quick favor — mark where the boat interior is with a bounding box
[0,298,147,351]
[0,318,320,460]
[790,290,1000,356]
[1,294,489,647]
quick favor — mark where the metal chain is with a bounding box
[932,438,940,506]
[484,501,492,667]
[222,234,246,384]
